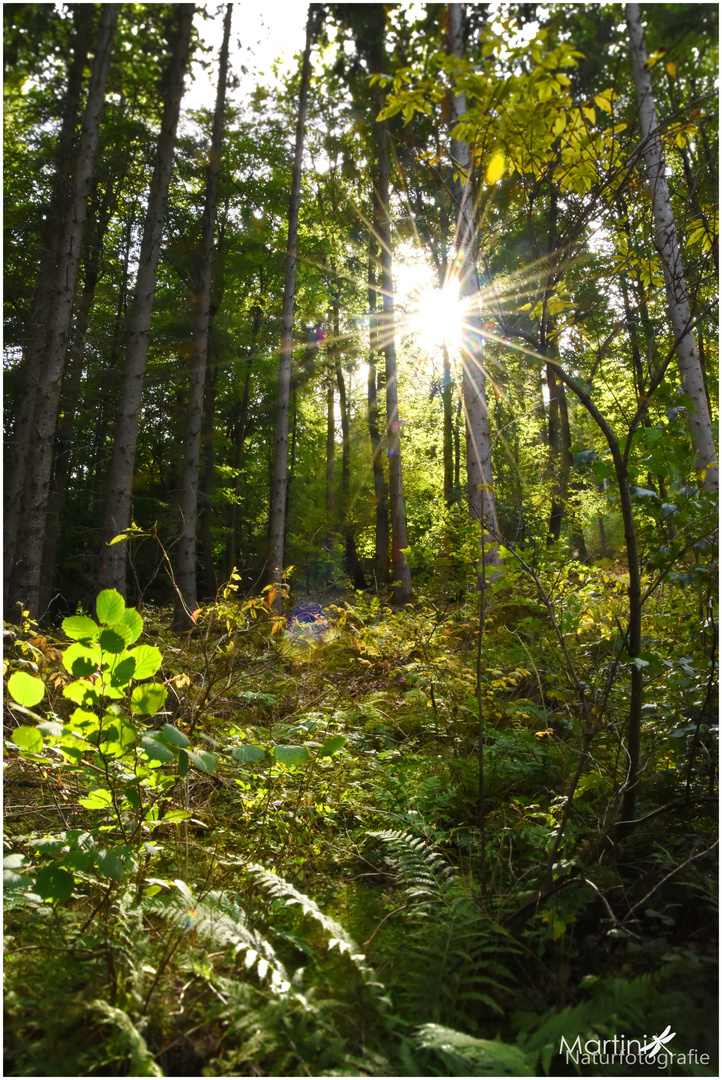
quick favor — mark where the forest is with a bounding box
[3,2,719,1076]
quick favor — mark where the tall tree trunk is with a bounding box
[224,304,261,582]
[4,4,93,602]
[6,4,119,618]
[97,5,194,597]
[267,5,322,595]
[373,92,412,603]
[333,305,365,589]
[40,168,127,610]
[199,356,218,597]
[172,3,231,629]
[326,369,336,581]
[448,3,500,574]
[626,3,718,491]
[367,236,390,586]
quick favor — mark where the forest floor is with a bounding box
[3,566,719,1077]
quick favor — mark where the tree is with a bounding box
[625,2,718,492]
[448,3,500,574]
[268,5,324,595]
[97,5,195,598]
[172,3,232,630]
[5,4,119,618]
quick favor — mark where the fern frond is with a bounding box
[247,863,389,998]
[415,1022,533,1077]
[367,828,455,905]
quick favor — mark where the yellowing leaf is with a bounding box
[665,61,677,77]
[485,153,505,185]
[582,105,596,124]
[594,94,612,114]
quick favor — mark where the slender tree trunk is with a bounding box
[4,4,93,602]
[334,313,365,589]
[224,305,261,581]
[373,94,412,603]
[326,370,336,581]
[97,5,194,598]
[626,3,718,491]
[199,356,218,597]
[6,5,119,618]
[448,3,500,575]
[367,236,390,586]
[173,3,231,628]
[267,7,321,598]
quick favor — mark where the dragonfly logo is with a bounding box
[640,1026,676,1058]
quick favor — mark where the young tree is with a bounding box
[173,3,232,630]
[448,3,500,571]
[626,2,718,491]
[5,4,119,618]
[96,5,195,598]
[268,5,324,595]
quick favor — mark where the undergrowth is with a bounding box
[4,558,718,1076]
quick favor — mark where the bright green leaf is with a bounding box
[96,589,125,625]
[79,787,113,810]
[129,645,162,680]
[131,684,168,716]
[12,725,43,753]
[8,671,45,708]
[99,623,132,654]
[62,615,99,642]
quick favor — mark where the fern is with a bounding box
[368,827,454,905]
[416,1022,533,1076]
[247,862,386,993]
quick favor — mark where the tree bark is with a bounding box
[267,6,322,597]
[173,3,231,628]
[97,5,194,599]
[373,94,412,603]
[626,3,718,491]
[4,5,94,604]
[326,367,336,581]
[367,236,390,586]
[448,3,500,575]
[333,306,365,589]
[6,5,119,618]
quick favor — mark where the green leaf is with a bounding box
[197,751,217,772]
[96,589,125,625]
[319,734,346,757]
[160,723,189,748]
[8,670,45,708]
[130,644,162,679]
[12,725,43,753]
[141,736,175,763]
[96,848,125,880]
[108,654,136,687]
[63,641,101,678]
[131,684,168,716]
[183,749,208,772]
[120,607,143,643]
[99,623,132,654]
[274,744,310,767]
[231,744,265,764]
[36,864,75,904]
[79,787,113,810]
[162,810,192,823]
[62,615,99,641]
[63,679,99,708]
[178,748,189,777]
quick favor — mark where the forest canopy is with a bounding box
[3,3,719,1077]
